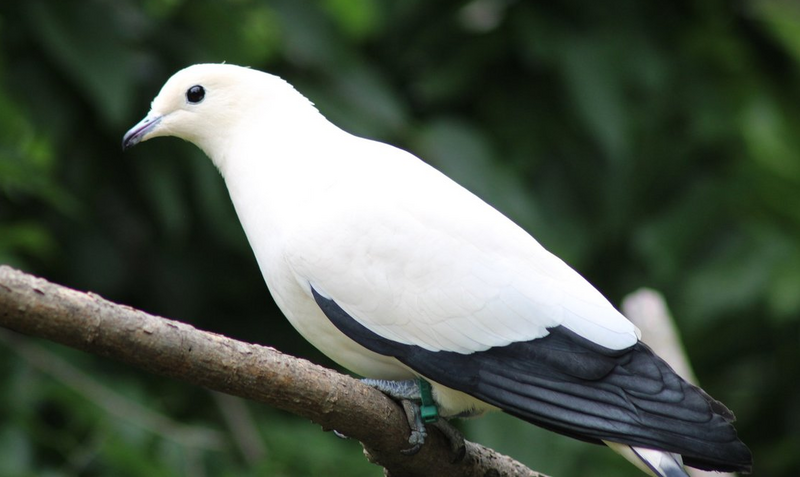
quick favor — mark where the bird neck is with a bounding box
[213,110,347,260]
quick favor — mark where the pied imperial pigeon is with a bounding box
[123,64,752,477]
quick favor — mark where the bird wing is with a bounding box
[284,138,638,354]
[311,288,750,472]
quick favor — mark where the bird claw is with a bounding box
[362,378,431,453]
[363,378,465,460]
[400,438,423,456]
[397,407,466,461]
[400,398,428,454]
[432,419,467,462]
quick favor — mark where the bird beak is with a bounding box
[122,113,163,151]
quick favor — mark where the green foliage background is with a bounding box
[1,0,799,475]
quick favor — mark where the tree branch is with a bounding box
[0,265,545,477]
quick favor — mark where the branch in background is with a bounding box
[622,288,736,477]
[0,328,225,450]
[0,266,545,477]
[210,391,268,465]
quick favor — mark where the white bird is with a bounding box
[123,64,752,476]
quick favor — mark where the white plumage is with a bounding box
[123,64,751,477]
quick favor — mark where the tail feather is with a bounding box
[607,442,688,477]
[631,446,688,477]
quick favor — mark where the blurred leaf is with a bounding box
[0,426,33,477]
[100,429,174,477]
[182,1,281,66]
[634,182,726,282]
[143,0,185,19]
[321,0,380,40]
[766,242,800,320]
[751,0,800,65]
[271,0,344,68]
[24,0,137,125]
[558,37,629,162]
[0,222,57,261]
[0,88,75,212]
[681,227,788,331]
[306,64,409,139]
[134,154,190,241]
[740,94,800,178]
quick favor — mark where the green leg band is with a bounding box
[417,378,439,423]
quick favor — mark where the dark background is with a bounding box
[1,1,798,475]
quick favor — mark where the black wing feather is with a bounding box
[311,287,752,473]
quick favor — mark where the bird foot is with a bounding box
[362,378,464,461]
[362,378,423,400]
[362,379,430,454]
[399,399,427,455]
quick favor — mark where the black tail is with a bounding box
[420,328,753,473]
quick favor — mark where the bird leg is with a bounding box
[362,378,428,454]
[361,378,466,460]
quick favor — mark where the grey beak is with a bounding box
[122,114,162,151]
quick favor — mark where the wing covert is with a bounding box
[286,144,637,352]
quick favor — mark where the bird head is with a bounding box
[122,63,316,166]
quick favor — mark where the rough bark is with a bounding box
[0,265,546,477]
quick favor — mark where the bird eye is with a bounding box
[186,85,205,104]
